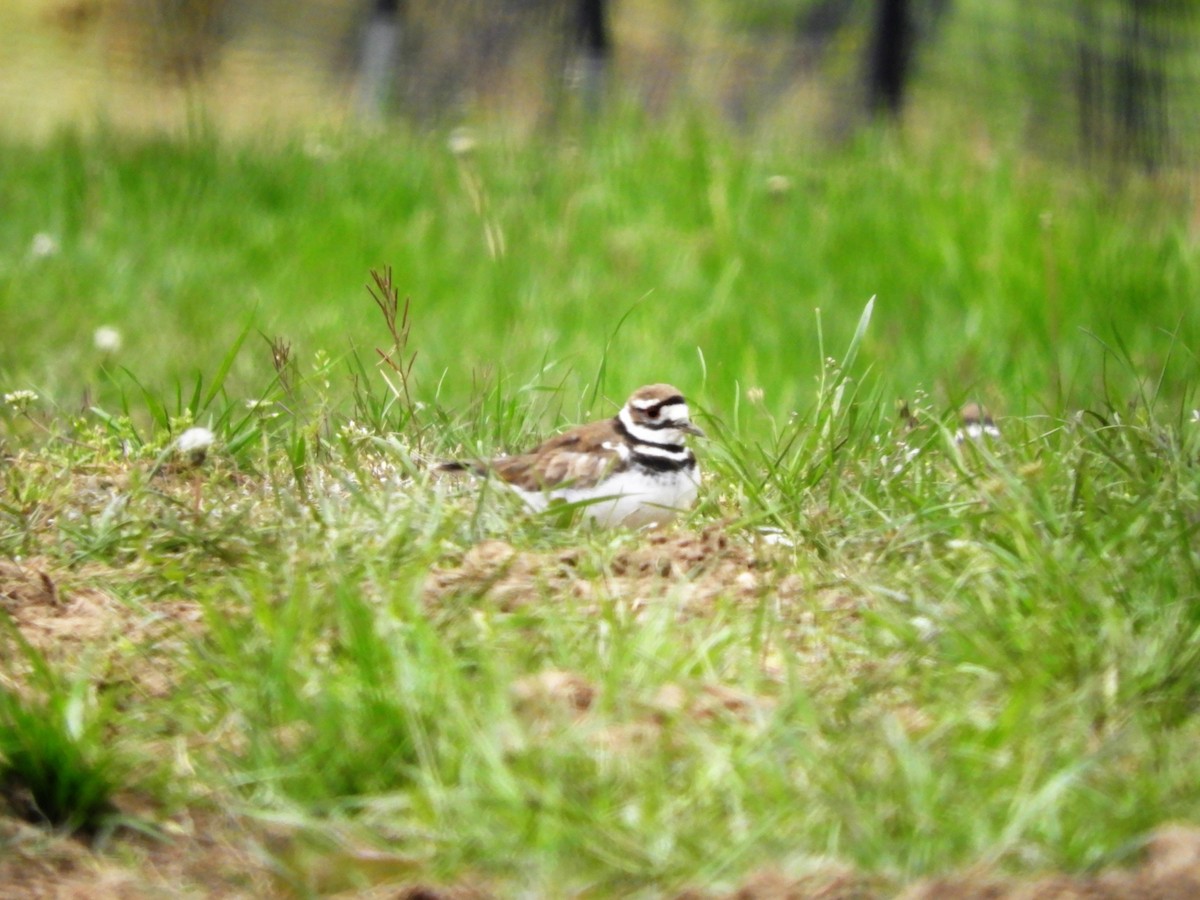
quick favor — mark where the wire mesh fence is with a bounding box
[2,0,1198,166]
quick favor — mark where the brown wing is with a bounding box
[489,420,625,491]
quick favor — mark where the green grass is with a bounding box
[0,631,125,837]
[2,117,1200,894]
[2,120,1197,420]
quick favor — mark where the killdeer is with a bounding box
[442,383,705,528]
[955,402,1000,443]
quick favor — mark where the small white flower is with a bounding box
[884,441,923,476]
[735,571,758,591]
[93,325,122,353]
[756,527,796,548]
[911,616,939,640]
[244,398,278,416]
[303,138,335,161]
[338,419,373,442]
[29,232,60,259]
[176,426,215,464]
[765,174,792,196]
[447,127,477,157]
[4,389,38,411]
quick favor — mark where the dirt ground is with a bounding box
[3,815,1200,899]
[423,525,794,613]
[4,538,1200,898]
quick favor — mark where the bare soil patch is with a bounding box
[425,524,802,615]
[897,824,1200,900]
[0,558,201,699]
[4,822,1198,899]
[673,825,1200,899]
[0,808,270,899]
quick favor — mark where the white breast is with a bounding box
[511,463,700,528]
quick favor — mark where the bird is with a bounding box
[955,402,1000,443]
[441,383,705,528]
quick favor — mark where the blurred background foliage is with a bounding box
[2,0,1198,168]
[3,0,1199,421]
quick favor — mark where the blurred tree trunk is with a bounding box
[1073,1,1103,160]
[574,0,611,112]
[1073,0,1180,170]
[867,0,913,116]
[1114,0,1166,169]
[355,0,404,121]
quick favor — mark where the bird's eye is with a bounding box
[647,406,660,419]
